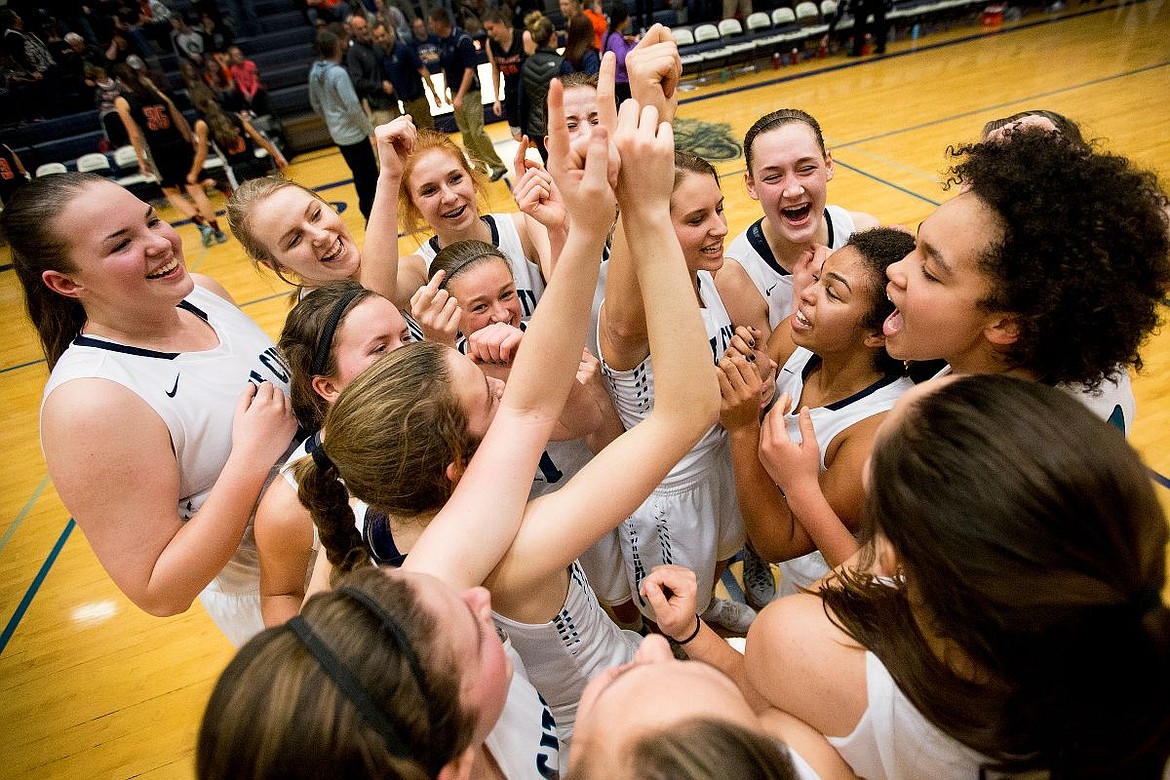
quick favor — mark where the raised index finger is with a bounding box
[597,51,618,132]
[546,78,569,164]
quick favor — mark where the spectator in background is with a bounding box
[371,0,411,43]
[1,9,56,119]
[428,6,508,181]
[564,13,601,75]
[602,2,636,104]
[0,142,31,206]
[228,45,274,118]
[308,30,378,221]
[200,13,234,55]
[409,16,441,71]
[90,65,130,147]
[305,0,352,26]
[346,14,398,128]
[171,13,206,65]
[377,22,440,131]
[519,11,570,162]
[582,0,607,50]
[483,9,524,141]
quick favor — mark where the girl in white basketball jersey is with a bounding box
[720,228,916,596]
[227,117,420,308]
[394,130,561,316]
[647,375,1170,780]
[255,281,417,626]
[716,109,879,346]
[200,83,720,772]
[882,128,1170,434]
[4,174,298,644]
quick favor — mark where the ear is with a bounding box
[983,313,1020,346]
[444,460,465,486]
[437,745,476,780]
[744,171,759,202]
[862,329,885,350]
[824,149,834,182]
[310,374,342,405]
[41,269,83,299]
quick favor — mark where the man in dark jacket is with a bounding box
[346,14,398,128]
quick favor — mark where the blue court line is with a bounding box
[0,358,44,376]
[0,519,74,655]
[833,160,942,206]
[722,565,747,604]
[1153,469,1170,491]
[0,475,50,558]
[837,59,1170,148]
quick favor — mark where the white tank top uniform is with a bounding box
[601,271,745,618]
[931,365,1136,436]
[492,559,642,745]
[1060,370,1135,435]
[487,639,564,780]
[725,206,856,330]
[827,651,991,780]
[774,348,913,596]
[41,286,296,646]
[358,512,636,748]
[416,213,546,322]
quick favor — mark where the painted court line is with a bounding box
[0,519,74,655]
[0,475,50,558]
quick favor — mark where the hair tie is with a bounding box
[306,430,333,471]
[286,615,413,759]
[310,287,364,376]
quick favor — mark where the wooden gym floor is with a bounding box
[1,2,1168,776]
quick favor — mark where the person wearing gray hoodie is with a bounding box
[309,29,378,222]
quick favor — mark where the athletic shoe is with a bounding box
[489,167,507,182]
[700,596,757,636]
[213,228,229,244]
[198,224,214,248]
[741,545,777,611]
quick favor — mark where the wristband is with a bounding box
[676,614,702,645]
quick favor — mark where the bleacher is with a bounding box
[1,0,996,183]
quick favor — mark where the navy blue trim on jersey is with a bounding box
[799,354,904,411]
[824,208,838,249]
[69,300,210,360]
[744,217,789,278]
[365,509,408,567]
[427,214,503,257]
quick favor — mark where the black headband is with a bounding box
[431,247,507,291]
[310,287,365,376]
[306,430,332,471]
[286,615,413,758]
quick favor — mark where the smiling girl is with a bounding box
[4,175,298,644]
[717,109,879,346]
[227,116,418,307]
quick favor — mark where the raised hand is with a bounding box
[640,564,700,641]
[231,381,298,465]
[546,77,619,235]
[612,99,672,214]
[512,139,568,233]
[409,269,461,347]
[374,115,416,180]
[467,321,525,366]
[624,24,682,124]
[758,397,822,495]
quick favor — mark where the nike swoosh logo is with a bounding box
[165,376,180,398]
[765,284,778,297]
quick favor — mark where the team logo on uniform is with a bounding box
[165,375,180,398]
[673,117,742,163]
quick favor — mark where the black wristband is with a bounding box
[676,614,702,645]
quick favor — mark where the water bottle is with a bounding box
[911,23,920,43]
[790,47,800,65]
[772,51,781,69]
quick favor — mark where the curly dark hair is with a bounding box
[944,128,1170,389]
